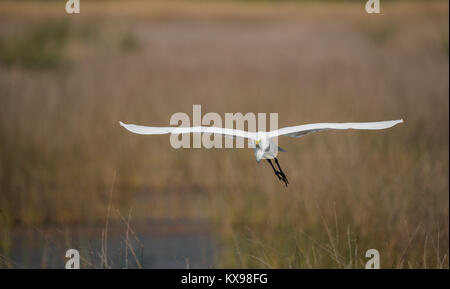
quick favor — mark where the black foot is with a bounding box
[275,158,289,186]
[267,159,289,187]
[278,171,289,187]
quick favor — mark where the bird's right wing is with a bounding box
[119,122,256,139]
[269,119,404,138]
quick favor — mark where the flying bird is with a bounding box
[119,119,403,186]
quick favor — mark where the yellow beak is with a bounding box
[255,140,260,145]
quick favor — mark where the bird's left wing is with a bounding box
[119,122,256,139]
[269,119,404,138]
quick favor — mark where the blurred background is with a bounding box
[0,0,448,268]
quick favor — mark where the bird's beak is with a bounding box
[255,140,260,145]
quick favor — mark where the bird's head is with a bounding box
[254,138,265,148]
[254,132,268,147]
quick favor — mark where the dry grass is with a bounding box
[0,0,448,268]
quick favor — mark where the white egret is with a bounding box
[119,119,403,186]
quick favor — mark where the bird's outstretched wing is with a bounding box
[269,119,403,138]
[119,122,256,139]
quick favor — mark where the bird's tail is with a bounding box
[278,146,287,152]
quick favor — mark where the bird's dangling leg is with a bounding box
[267,159,284,181]
[274,158,289,186]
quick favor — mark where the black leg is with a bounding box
[267,159,283,180]
[267,159,288,186]
[274,158,289,186]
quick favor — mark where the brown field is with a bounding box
[0,0,448,268]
